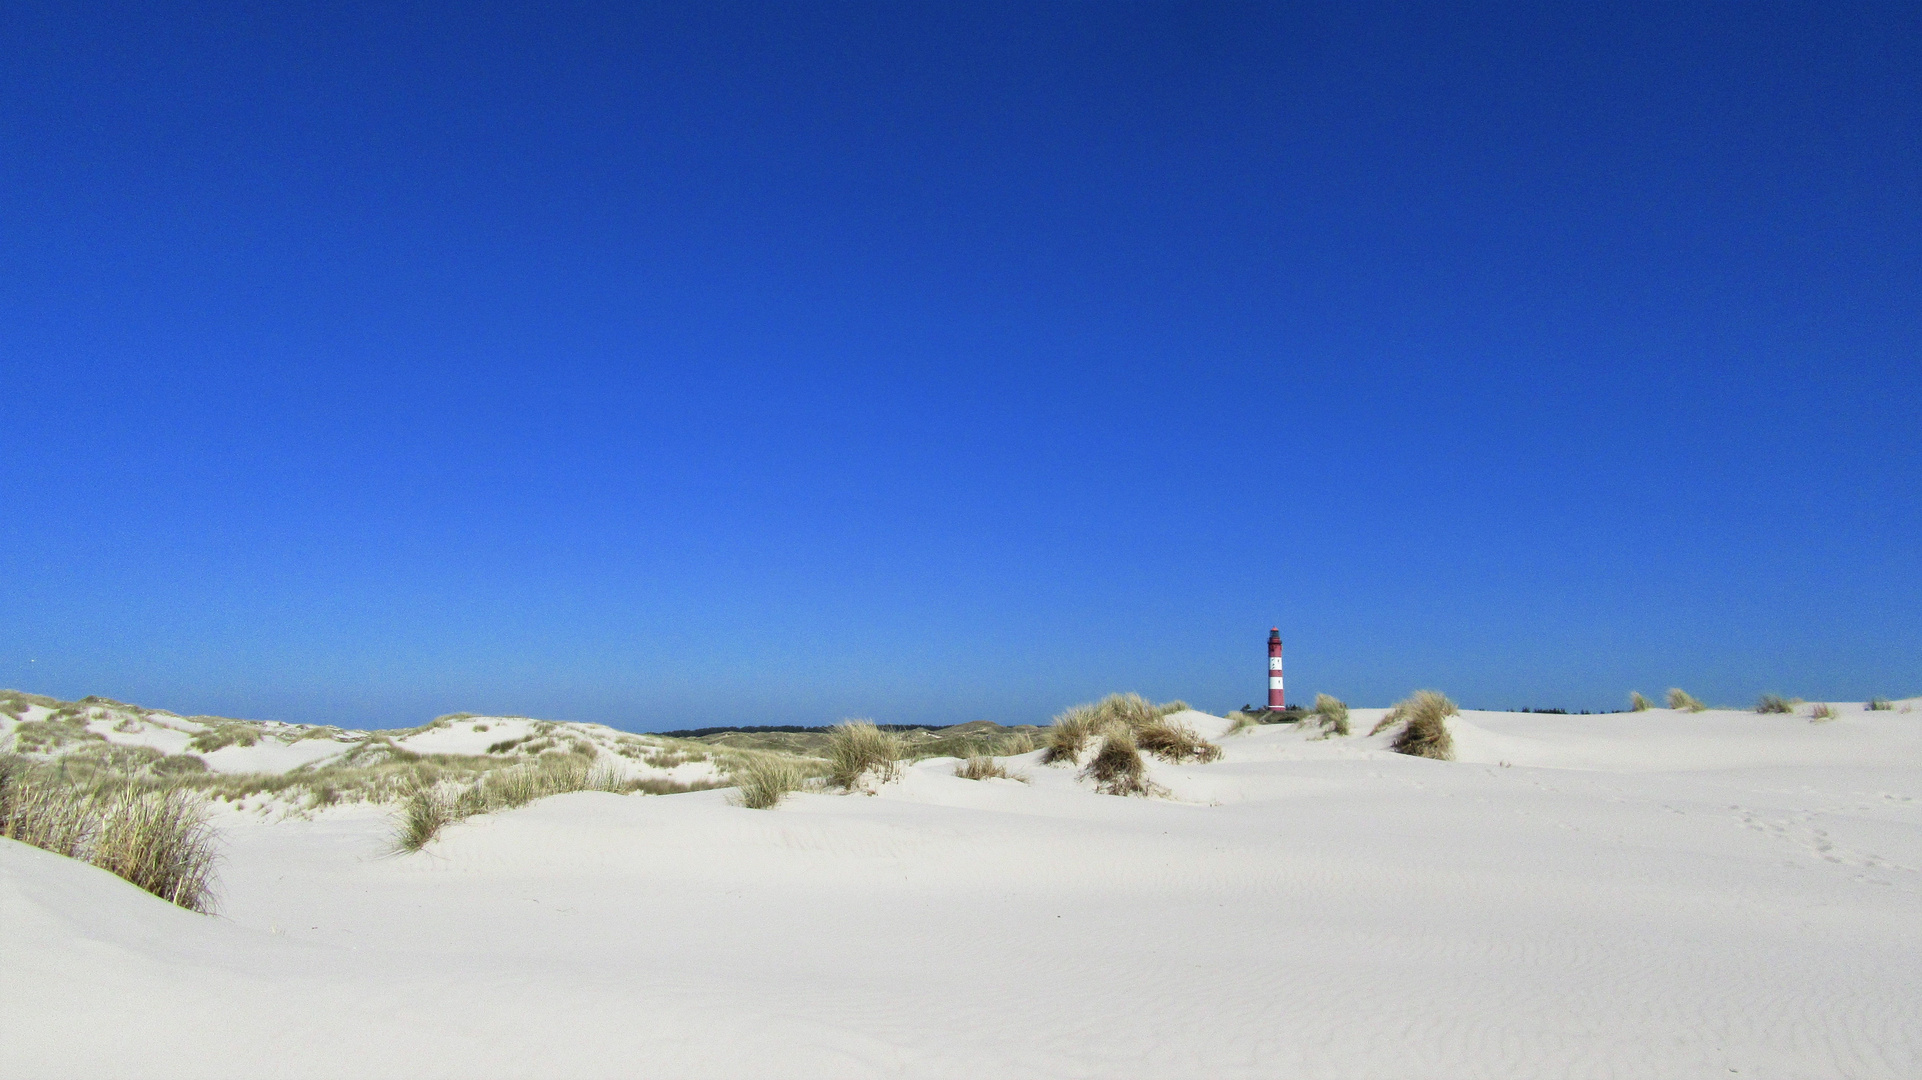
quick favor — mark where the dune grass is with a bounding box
[1369,691,1456,760]
[1225,711,1265,736]
[0,754,219,912]
[1808,703,1837,723]
[1867,698,1892,711]
[1080,729,1155,796]
[732,756,807,809]
[1755,694,1801,715]
[1042,703,1104,764]
[826,720,903,790]
[1044,693,1220,770]
[1134,717,1222,763]
[391,756,718,851]
[955,755,1026,782]
[1313,693,1351,736]
[1666,688,1707,712]
[1630,691,1653,712]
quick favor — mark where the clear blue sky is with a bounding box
[3,3,1916,730]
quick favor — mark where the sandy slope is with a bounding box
[4,706,1917,1079]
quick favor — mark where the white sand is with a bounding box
[3,704,1916,1078]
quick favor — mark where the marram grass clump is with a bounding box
[1629,691,1653,712]
[826,720,902,790]
[1042,703,1103,764]
[391,757,692,851]
[732,757,806,809]
[1044,693,1221,770]
[1369,691,1456,760]
[1313,693,1350,736]
[1080,729,1155,797]
[0,755,220,913]
[1134,718,1222,763]
[1667,688,1707,712]
[955,755,1024,782]
[1755,694,1801,715]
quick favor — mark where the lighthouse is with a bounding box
[1267,628,1284,711]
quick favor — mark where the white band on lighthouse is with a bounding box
[1269,657,1283,670]
[1269,677,1284,690]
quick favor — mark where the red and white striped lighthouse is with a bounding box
[1267,628,1285,711]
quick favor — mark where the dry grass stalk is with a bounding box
[1313,693,1350,736]
[1667,688,1707,712]
[1755,694,1800,714]
[826,720,902,790]
[1808,703,1837,723]
[1383,690,1456,760]
[1629,691,1653,712]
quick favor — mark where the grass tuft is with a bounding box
[1042,703,1104,764]
[1381,690,1456,760]
[1225,711,1264,736]
[732,757,805,809]
[955,755,1025,782]
[393,783,456,853]
[825,720,902,790]
[1134,718,1222,763]
[1755,694,1801,714]
[1666,688,1707,712]
[0,755,219,912]
[1079,729,1154,796]
[1313,693,1350,736]
[1808,702,1837,723]
[1867,697,1892,711]
[1629,691,1653,712]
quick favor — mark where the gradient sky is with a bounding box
[3,3,1917,730]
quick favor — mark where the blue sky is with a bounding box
[3,3,1916,730]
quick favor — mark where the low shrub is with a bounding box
[732,757,805,809]
[1313,693,1350,736]
[1666,688,1707,712]
[1867,698,1892,711]
[826,720,902,790]
[1629,691,1653,712]
[187,725,259,753]
[151,754,209,776]
[1755,694,1800,715]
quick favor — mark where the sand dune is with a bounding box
[4,704,1917,1078]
